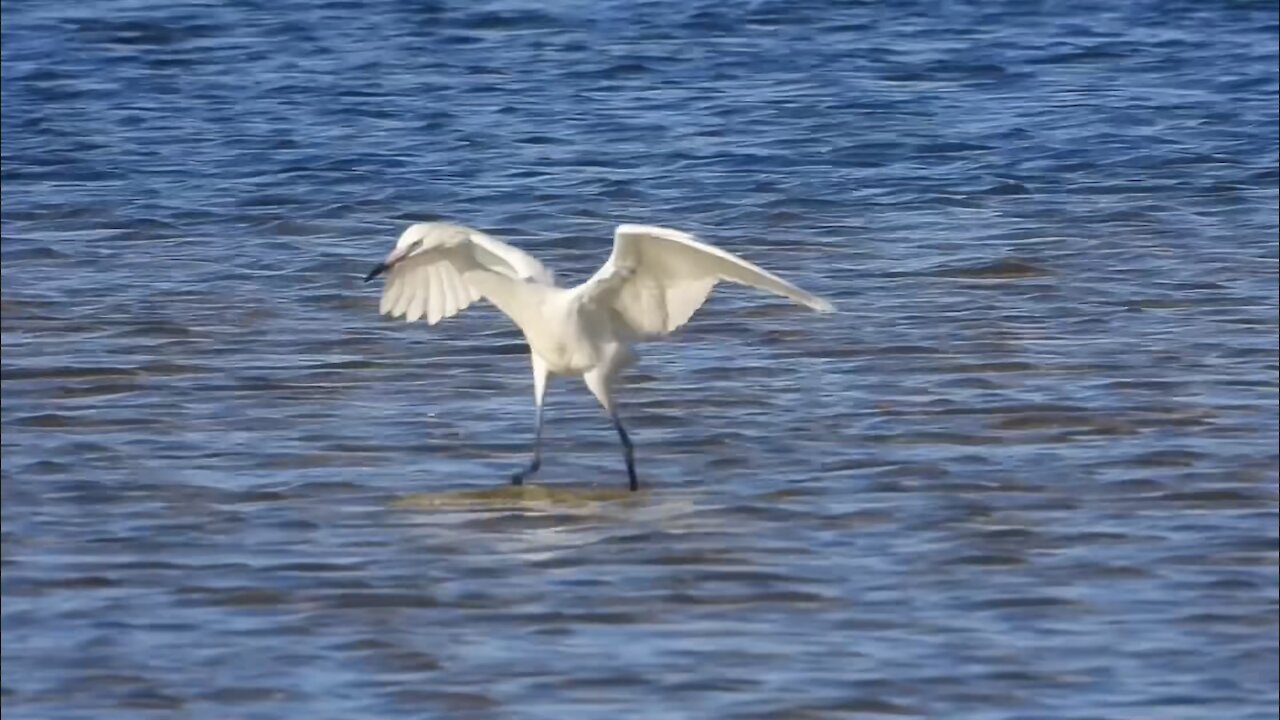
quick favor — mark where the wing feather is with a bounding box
[427,265,446,324]
[438,268,458,319]
[380,273,403,315]
[393,272,418,318]
[404,267,429,323]
[590,224,833,338]
[444,268,475,315]
[374,222,557,331]
[412,264,430,323]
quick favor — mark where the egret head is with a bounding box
[364,223,463,283]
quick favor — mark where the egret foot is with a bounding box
[511,457,540,486]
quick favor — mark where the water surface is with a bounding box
[2,0,1278,718]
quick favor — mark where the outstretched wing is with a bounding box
[378,223,555,326]
[587,224,834,338]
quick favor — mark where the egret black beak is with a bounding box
[364,263,389,283]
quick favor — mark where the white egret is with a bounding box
[364,222,834,491]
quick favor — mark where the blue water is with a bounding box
[3,1,1278,718]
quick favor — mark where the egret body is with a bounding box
[365,222,833,491]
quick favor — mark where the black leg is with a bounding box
[511,405,544,486]
[613,414,638,492]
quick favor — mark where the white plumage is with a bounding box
[365,221,833,491]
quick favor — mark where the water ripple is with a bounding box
[3,0,1278,718]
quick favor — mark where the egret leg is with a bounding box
[583,366,638,492]
[511,404,543,486]
[613,413,638,492]
[513,356,550,486]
